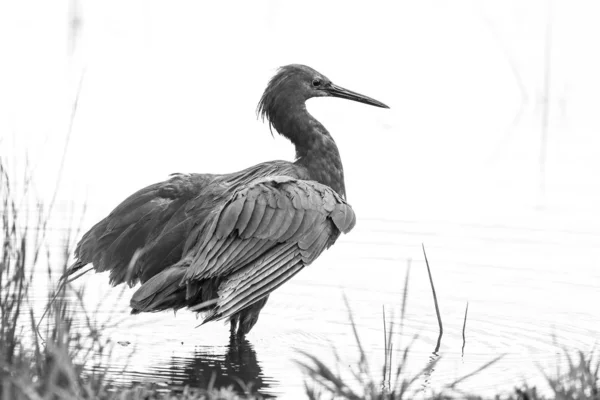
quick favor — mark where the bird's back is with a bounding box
[71,160,310,287]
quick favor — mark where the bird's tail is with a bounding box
[130,266,188,314]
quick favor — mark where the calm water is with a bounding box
[5,2,600,397]
[32,210,599,398]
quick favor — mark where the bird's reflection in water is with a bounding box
[165,338,275,398]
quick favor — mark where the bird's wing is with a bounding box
[71,173,215,286]
[181,175,355,322]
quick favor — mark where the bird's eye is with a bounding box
[312,78,322,87]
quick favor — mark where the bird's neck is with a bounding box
[273,103,346,198]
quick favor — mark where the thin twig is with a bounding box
[384,306,395,387]
[400,259,411,336]
[461,302,469,358]
[382,305,388,386]
[422,244,443,353]
[343,294,370,378]
[31,70,87,340]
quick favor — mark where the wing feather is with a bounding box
[213,258,303,320]
[278,208,305,242]
[103,201,176,275]
[257,207,285,238]
[331,203,356,233]
[290,210,321,244]
[74,166,356,323]
[136,222,189,283]
[271,203,296,238]
[97,224,136,272]
[216,237,260,274]
[186,178,355,282]
[298,216,328,250]
[237,241,297,284]
[206,232,240,263]
[71,174,213,286]
[228,239,275,272]
[254,206,276,238]
[234,192,257,233]
[105,199,165,232]
[301,224,334,263]
[182,176,355,325]
[216,244,297,303]
[216,196,245,239]
[240,196,267,238]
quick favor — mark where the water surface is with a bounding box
[40,211,600,398]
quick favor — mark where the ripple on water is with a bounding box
[24,214,600,397]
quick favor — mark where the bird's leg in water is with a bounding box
[229,315,239,339]
[235,296,269,338]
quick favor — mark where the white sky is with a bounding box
[2,0,600,230]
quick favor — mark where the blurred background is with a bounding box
[1,0,599,398]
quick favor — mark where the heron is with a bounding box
[67,64,389,338]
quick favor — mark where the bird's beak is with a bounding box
[326,83,389,109]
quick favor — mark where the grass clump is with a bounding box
[0,156,120,398]
[457,350,599,400]
[0,158,260,399]
[297,264,442,399]
[540,350,599,400]
[296,259,599,400]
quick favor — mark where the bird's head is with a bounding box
[257,64,389,132]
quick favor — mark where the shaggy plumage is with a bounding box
[67,64,387,337]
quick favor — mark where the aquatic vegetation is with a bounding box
[296,265,441,399]
[296,259,599,400]
[539,349,599,400]
[0,159,260,399]
[0,158,114,398]
[450,349,600,399]
[1,157,598,399]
